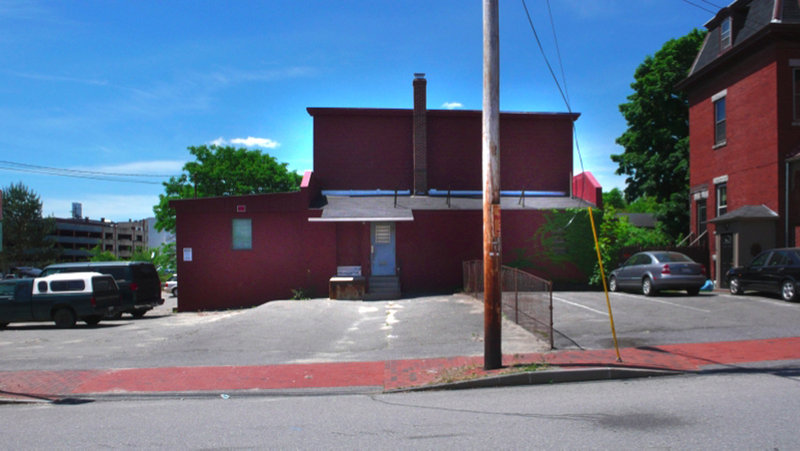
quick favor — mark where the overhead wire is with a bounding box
[0,160,176,185]
[520,0,587,226]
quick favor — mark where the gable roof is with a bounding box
[708,204,779,223]
[683,0,800,86]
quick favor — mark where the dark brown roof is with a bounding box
[683,0,800,86]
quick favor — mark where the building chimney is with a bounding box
[413,73,427,195]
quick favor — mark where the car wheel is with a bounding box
[781,280,798,302]
[172,287,178,297]
[609,276,618,293]
[687,287,700,296]
[642,277,656,297]
[84,316,102,326]
[131,309,148,319]
[729,277,743,295]
[53,308,76,328]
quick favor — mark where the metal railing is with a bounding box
[463,260,554,349]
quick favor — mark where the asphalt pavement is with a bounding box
[2,291,800,403]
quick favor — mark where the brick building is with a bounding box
[680,0,800,286]
[171,74,600,311]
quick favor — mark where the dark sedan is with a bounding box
[727,248,800,302]
[608,251,707,296]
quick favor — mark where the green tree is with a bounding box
[602,188,627,210]
[89,244,119,262]
[612,28,706,240]
[154,145,302,233]
[0,182,58,271]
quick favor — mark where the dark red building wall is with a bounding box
[311,110,414,190]
[396,211,482,293]
[310,108,576,193]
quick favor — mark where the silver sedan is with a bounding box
[608,251,707,296]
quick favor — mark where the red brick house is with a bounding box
[171,75,599,311]
[680,0,800,286]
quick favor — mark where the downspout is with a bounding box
[787,159,790,247]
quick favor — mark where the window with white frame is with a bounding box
[232,218,252,250]
[716,183,727,217]
[714,96,726,146]
[720,17,732,50]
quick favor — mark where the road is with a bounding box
[3,370,799,449]
[552,290,800,350]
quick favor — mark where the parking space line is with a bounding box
[610,292,711,313]
[552,295,609,317]
[715,293,799,309]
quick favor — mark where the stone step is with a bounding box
[366,276,401,300]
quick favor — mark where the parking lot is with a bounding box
[552,290,800,350]
[2,288,800,373]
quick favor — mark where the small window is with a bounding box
[38,281,48,293]
[232,218,252,250]
[714,97,726,146]
[374,224,392,244]
[716,183,728,216]
[794,68,800,122]
[696,199,707,238]
[720,17,732,50]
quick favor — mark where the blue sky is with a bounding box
[0,0,716,222]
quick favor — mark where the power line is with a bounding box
[0,160,177,185]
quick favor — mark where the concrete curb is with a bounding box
[391,366,682,392]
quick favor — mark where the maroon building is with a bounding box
[681,0,800,287]
[171,74,599,311]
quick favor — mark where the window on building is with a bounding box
[794,68,800,122]
[697,199,707,240]
[720,17,732,50]
[716,183,727,217]
[714,97,726,146]
[232,218,252,250]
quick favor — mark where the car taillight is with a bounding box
[91,296,96,307]
[661,264,671,274]
[130,282,139,292]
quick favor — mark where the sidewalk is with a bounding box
[3,336,800,403]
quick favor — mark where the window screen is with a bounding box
[232,218,252,250]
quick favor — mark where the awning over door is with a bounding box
[308,196,414,222]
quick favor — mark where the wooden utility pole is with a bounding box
[482,0,502,370]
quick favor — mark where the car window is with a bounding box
[750,252,770,268]
[767,251,790,266]
[92,277,118,293]
[50,280,86,292]
[637,254,653,265]
[0,283,14,299]
[788,250,800,264]
[37,281,48,293]
[664,252,692,263]
[623,255,637,266]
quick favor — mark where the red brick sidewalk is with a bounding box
[3,337,800,402]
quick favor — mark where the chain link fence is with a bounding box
[463,260,553,349]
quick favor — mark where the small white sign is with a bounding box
[183,247,193,262]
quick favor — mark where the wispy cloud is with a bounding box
[87,160,186,175]
[210,136,280,149]
[442,102,463,110]
[6,70,108,87]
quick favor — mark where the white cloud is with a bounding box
[210,136,280,149]
[442,102,463,110]
[87,160,185,175]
